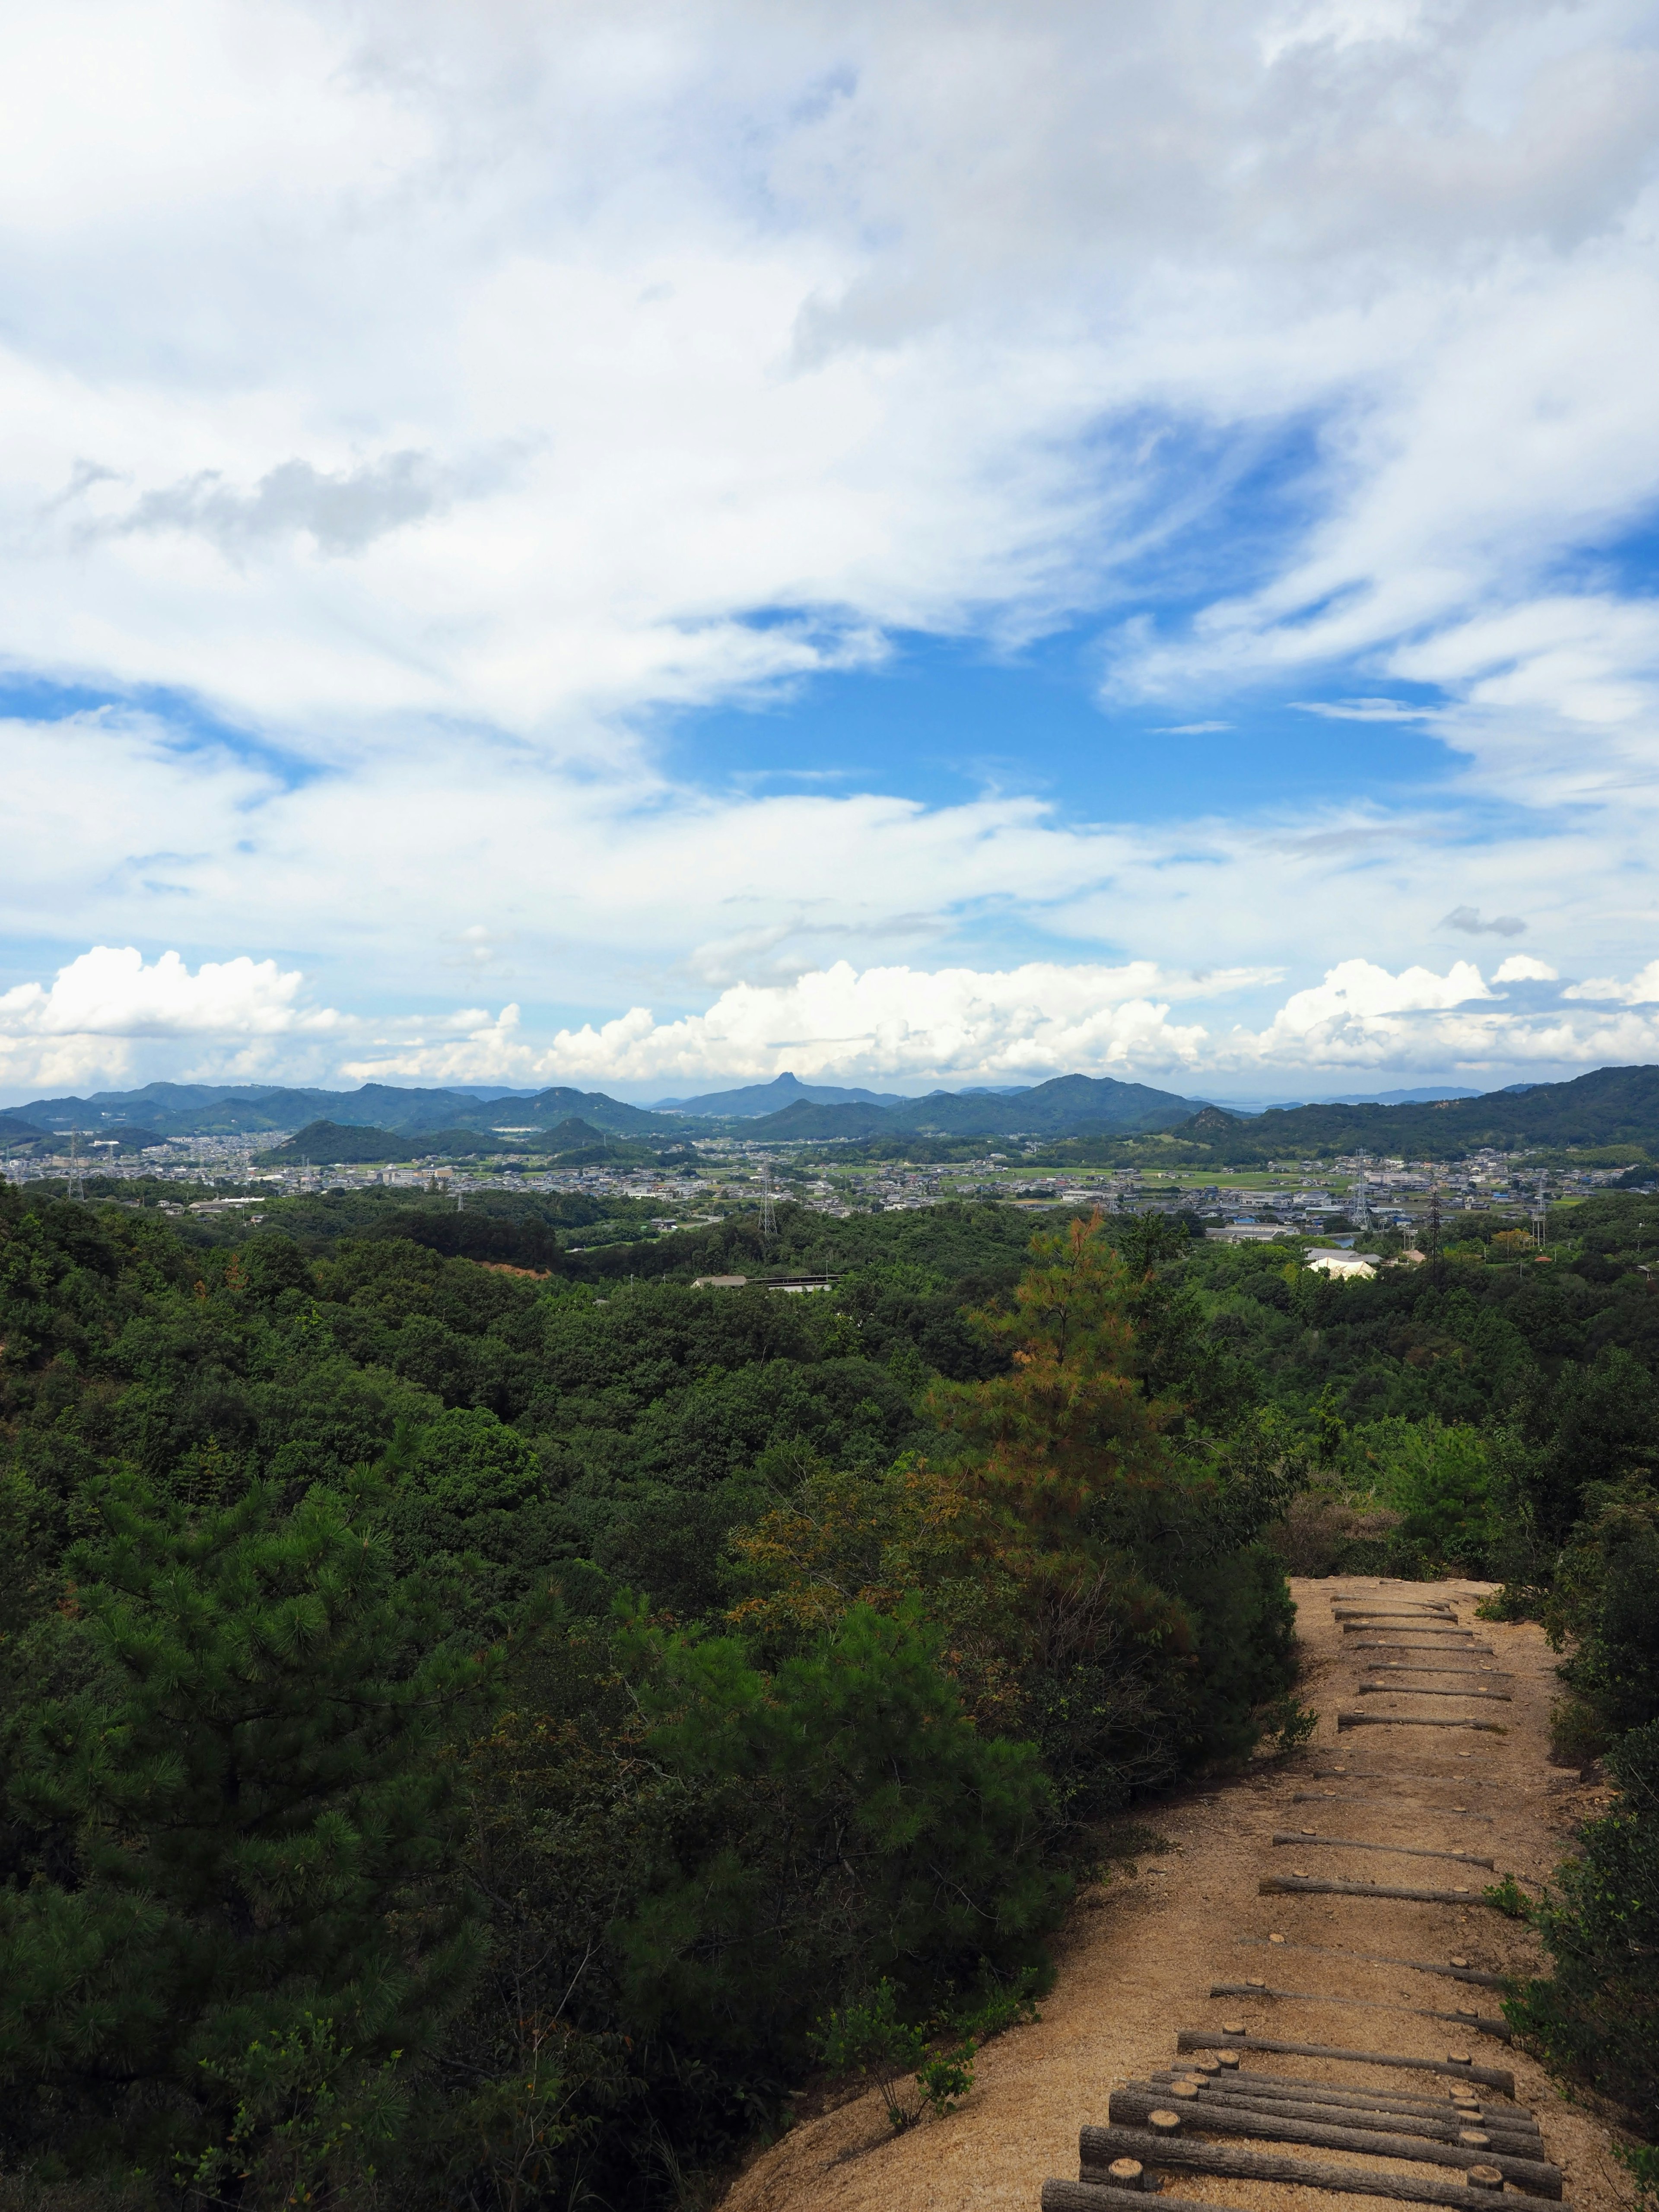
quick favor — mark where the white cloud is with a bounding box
[1564,960,1659,1004]
[338,952,1659,1089]
[1291,699,1431,722]
[2,3,1659,1086]
[0,944,342,1095]
[0,0,1652,755]
[340,958,1281,1088]
[1254,957,1493,1049]
[8,944,1659,1103]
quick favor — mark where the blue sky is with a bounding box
[3,0,1659,1108]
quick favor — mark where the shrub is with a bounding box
[1507,1719,1659,2133]
[1547,1484,1659,1741]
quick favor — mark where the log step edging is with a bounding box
[1043,2185,1229,2212]
[1236,1936,1507,1987]
[1271,1831,1498,1869]
[1360,1684,1513,1703]
[1262,1875,1491,1904]
[1338,1713,1507,1733]
[1152,2066,1534,2123]
[1208,1983,1512,2040]
[1147,2077,1541,2142]
[1105,2090,1560,2193]
[1078,2125,1559,2209]
[1133,2079,1541,2148]
[1175,2028,1514,2095]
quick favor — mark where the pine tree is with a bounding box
[0,1469,493,2195]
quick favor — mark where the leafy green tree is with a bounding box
[0,1471,492,2194]
[1546,1484,1659,1743]
[1535,1348,1659,1543]
[410,1406,540,1513]
[613,1599,1064,2059]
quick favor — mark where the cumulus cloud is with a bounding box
[333,951,1659,1090]
[0,946,343,1093]
[1252,957,1492,1053]
[1440,907,1527,938]
[341,958,1280,1088]
[1564,961,1659,1005]
[8,943,1657,1102]
[0,945,336,1037]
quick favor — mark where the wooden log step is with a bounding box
[1207,1984,1511,2040]
[1334,1609,1458,1621]
[1141,2061,1539,2132]
[1362,1664,1511,1678]
[1338,1713,1506,1733]
[1237,1936,1507,1987]
[1155,2063,1531,2119]
[1079,2125,1552,2209]
[1043,2184,1233,2212]
[1262,1875,1489,1904]
[1106,2090,1559,2190]
[1350,1641,1497,1656]
[1149,2099,1538,2164]
[1272,1832,1497,1869]
[1360,1684,1513,1703]
[1175,2029,1514,2094]
[1150,2069,1537,2129]
[1343,1624,1474,1637]
[1336,1610,1468,1628]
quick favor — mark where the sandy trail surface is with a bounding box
[719,1578,1630,2212]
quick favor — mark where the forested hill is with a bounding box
[1173,1062,1659,1160]
[0,1079,680,1139]
[0,1182,1656,2201]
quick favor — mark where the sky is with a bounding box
[5,0,1659,1107]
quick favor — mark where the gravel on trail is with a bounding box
[716,1578,1633,2212]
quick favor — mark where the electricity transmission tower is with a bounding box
[760,1159,777,1244]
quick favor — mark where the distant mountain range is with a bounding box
[5,1064,1659,1160]
[652,1073,910,1115]
[1173,1065,1659,1160]
[0,1080,679,1141]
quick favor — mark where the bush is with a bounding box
[1547,1484,1659,1741]
[1507,1719,1659,2134]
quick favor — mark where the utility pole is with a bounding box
[760,1158,777,1245]
[1425,1183,1443,1287]
[69,1127,85,1202]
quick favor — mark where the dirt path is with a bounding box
[720,1578,1630,2212]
